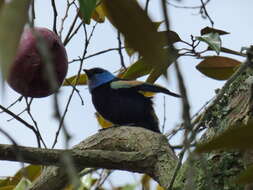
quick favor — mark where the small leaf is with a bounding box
[153,21,164,30]
[63,74,87,86]
[156,185,164,190]
[195,120,253,153]
[159,30,181,46]
[141,174,151,190]
[13,178,31,190]
[122,58,152,79]
[235,164,253,184]
[124,38,136,57]
[201,27,230,36]
[196,33,221,54]
[78,0,97,24]
[81,174,97,189]
[103,0,167,68]
[95,112,113,128]
[0,0,30,80]
[91,3,105,23]
[0,165,41,187]
[196,56,241,80]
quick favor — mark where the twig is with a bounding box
[51,0,58,34]
[168,148,186,190]
[24,98,47,148]
[94,170,112,190]
[63,11,79,46]
[0,105,40,140]
[64,79,84,105]
[59,0,75,40]
[162,96,167,133]
[117,31,126,69]
[167,0,211,9]
[145,0,151,12]
[83,48,124,60]
[0,127,25,173]
[0,96,23,113]
[161,1,193,189]
[53,93,71,149]
[52,23,98,148]
[30,0,35,27]
[0,127,18,146]
[64,21,83,46]
[200,0,214,26]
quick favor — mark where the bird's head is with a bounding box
[83,68,116,92]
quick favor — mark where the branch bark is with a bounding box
[0,127,177,190]
[172,47,253,190]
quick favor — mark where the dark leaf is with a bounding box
[122,58,152,79]
[78,0,97,24]
[159,30,181,46]
[103,0,167,69]
[63,74,87,86]
[201,26,230,36]
[196,56,241,80]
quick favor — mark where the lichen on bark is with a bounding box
[173,66,253,190]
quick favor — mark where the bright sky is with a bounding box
[0,0,252,187]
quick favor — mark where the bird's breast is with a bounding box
[91,84,154,125]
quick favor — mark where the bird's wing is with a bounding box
[110,80,181,97]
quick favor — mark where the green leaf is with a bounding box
[0,0,30,80]
[63,74,87,86]
[196,121,253,153]
[201,27,230,36]
[91,3,105,23]
[103,0,167,70]
[146,47,179,83]
[0,165,41,188]
[235,164,253,184]
[124,21,167,57]
[196,56,241,80]
[13,178,31,190]
[78,0,97,24]
[196,33,221,54]
[122,58,152,79]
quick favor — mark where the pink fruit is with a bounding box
[7,27,68,98]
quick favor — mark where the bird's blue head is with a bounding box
[83,68,116,92]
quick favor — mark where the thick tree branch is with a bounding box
[0,127,177,190]
[0,144,153,171]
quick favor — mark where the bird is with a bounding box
[83,67,180,133]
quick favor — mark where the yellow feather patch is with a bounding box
[95,112,114,129]
[138,91,156,97]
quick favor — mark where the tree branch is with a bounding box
[0,127,177,190]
